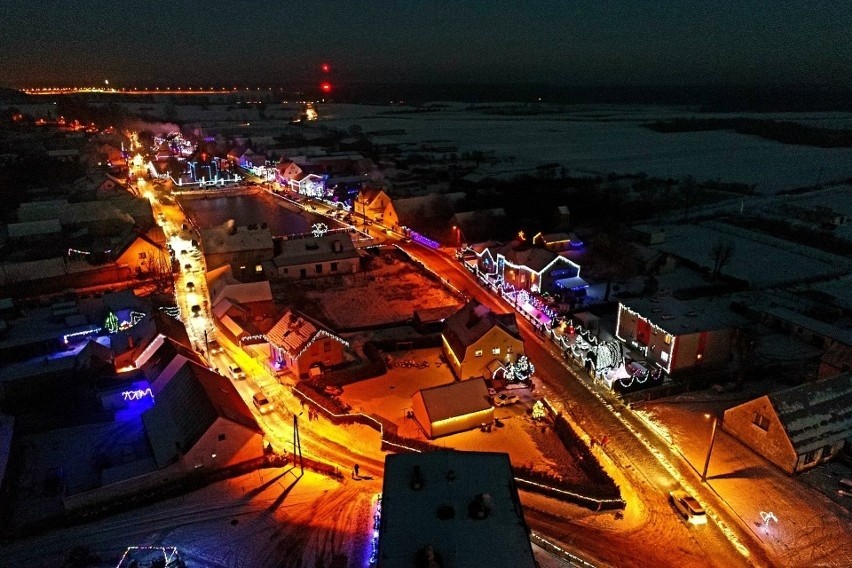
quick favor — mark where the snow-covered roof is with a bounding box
[760,304,852,347]
[443,301,520,358]
[143,361,260,468]
[273,232,358,267]
[211,281,272,308]
[379,450,535,568]
[622,295,743,336]
[415,378,493,423]
[266,310,344,357]
[200,225,273,255]
[768,373,852,455]
[6,219,62,238]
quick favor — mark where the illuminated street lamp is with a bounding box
[701,413,720,482]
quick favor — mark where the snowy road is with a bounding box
[400,242,765,567]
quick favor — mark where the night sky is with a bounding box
[0,0,849,89]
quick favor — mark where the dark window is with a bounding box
[753,413,770,431]
[324,340,332,352]
[315,264,323,274]
[331,262,338,272]
[218,433,226,441]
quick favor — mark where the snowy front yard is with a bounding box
[341,348,592,484]
[278,251,461,328]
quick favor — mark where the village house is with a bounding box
[722,373,852,474]
[200,222,274,277]
[356,188,399,230]
[209,278,277,348]
[264,310,348,378]
[442,301,525,380]
[265,231,360,280]
[474,240,586,297]
[142,360,265,471]
[615,296,741,376]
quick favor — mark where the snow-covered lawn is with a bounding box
[341,348,588,482]
[0,468,375,568]
[284,254,461,328]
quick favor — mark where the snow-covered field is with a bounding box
[318,103,852,193]
[11,100,851,192]
[648,221,848,288]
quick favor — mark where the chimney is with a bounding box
[411,465,424,490]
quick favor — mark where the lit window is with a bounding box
[255,265,263,273]
[492,347,501,355]
[660,351,669,363]
[664,334,672,344]
[753,413,769,431]
[475,349,483,357]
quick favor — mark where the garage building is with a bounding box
[412,378,493,439]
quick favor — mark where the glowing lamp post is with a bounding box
[701,413,720,482]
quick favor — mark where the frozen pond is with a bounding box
[178,191,340,236]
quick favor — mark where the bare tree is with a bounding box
[710,240,734,281]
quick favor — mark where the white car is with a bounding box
[227,363,246,380]
[492,393,519,407]
[670,490,707,525]
[252,392,274,415]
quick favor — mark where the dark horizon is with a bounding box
[1,0,849,93]
[5,82,852,113]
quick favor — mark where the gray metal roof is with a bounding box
[768,373,852,455]
[379,450,536,568]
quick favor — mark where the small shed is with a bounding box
[412,378,494,439]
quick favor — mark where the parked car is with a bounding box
[669,490,707,525]
[491,393,519,407]
[207,339,223,355]
[252,392,274,414]
[324,385,343,396]
[227,363,246,380]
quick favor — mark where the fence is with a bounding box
[291,384,626,511]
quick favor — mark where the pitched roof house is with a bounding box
[441,301,524,380]
[356,188,399,230]
[722,373,852,474]
[266,232,360,280]
[265,310,348,378]
[142,360,264,471]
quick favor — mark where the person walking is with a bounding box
[353,464,360,479]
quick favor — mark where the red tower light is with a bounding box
[321,63,330,73]
[320,82,332,93]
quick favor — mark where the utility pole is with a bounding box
[293,414,303,475]
[701,415,719,482]
[203,328,210,355]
